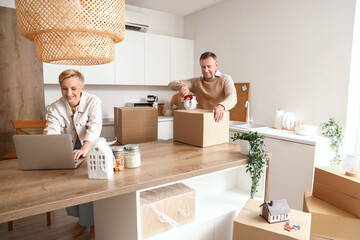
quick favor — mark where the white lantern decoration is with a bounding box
[343,154,360,177]
[88,138,114,179]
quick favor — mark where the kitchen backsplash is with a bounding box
[44,84,175,119]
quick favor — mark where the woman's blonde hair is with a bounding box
[58,69,85,86]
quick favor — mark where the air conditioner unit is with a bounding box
[125,10,149,32]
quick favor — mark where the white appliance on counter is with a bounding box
[127,95,160,108]
[126,102,157,107]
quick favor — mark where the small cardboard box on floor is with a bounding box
[233,199,311,240]
[173,109,229,147]
[140,183,195,238]
[312,166,360,218]
[303,192,360,240]
[114,107,158,145]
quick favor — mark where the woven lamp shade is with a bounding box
[14,0,125,65]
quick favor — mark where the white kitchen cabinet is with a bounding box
[145,33,171,86]
[171,37,195,81]
[43,63,81,84]
[43,32,194,86]
[263,137,315,210]
[115,30,145,85]
[229,128,317,211]
[81,62,115,85]
[158,120,173,140]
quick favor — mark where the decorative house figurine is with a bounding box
[259,199,290,223]
[87,138,114,179]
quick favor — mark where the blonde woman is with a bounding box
[45,69,102,239]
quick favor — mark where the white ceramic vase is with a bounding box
[240,140,250,155]
[273,109,284,129]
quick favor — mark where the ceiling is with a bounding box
[125,0,227,16]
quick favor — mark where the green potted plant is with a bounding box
[320,118,344,165]
[231,131,269,199]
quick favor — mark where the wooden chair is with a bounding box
[1,120,51,231]
[1,120,47,160]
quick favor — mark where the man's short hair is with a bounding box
[200,52,217,62]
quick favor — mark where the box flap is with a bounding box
[303,192,357,218]
[313,166,360,217]
[303,192,360,240]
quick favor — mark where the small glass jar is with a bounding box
[111,145,124,171]
[124,144,141,168]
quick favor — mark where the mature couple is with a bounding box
[45,51,236,239]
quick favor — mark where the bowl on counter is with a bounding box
[295,125,319,136]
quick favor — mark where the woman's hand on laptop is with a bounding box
[73,141,92,160]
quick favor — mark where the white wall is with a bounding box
[344,0,360,155]
[1,1,184,119]
[185,0,355,126]
[126,4,184,38]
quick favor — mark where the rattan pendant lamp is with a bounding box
[14,0,125,65]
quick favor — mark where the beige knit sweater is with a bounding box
[168,73,237,110]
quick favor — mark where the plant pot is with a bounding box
[240,139,250,155]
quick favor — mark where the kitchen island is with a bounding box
[0,140,268,240]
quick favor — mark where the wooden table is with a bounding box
[0,140,248,224]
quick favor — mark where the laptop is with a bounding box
[13,134,84,170]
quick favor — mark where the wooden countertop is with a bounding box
[0,140,247,224]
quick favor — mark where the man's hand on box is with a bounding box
[179,85,190,98]
[213,104,225,122]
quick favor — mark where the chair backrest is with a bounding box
[12,120,47,135]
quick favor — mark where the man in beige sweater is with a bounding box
[168,52,237,122]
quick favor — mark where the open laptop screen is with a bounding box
[13,134,83,170]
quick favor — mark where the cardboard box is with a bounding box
[140,183,195,238]
[303,192,360,240]
[233,199,311,240]
[173,109,229,147]
[114,107,158,145]
[312,166,360,218]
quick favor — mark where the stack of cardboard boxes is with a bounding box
[303,166,360,239]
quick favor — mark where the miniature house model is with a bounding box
[259,199,290,223]
[87,138,114,179]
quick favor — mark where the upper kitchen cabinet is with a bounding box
[43,63,81,84]
[115,30,145,85]
[43,32,194,86]
[170,37,194,81]
[81,62,115,85]
[145,33,171,86]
